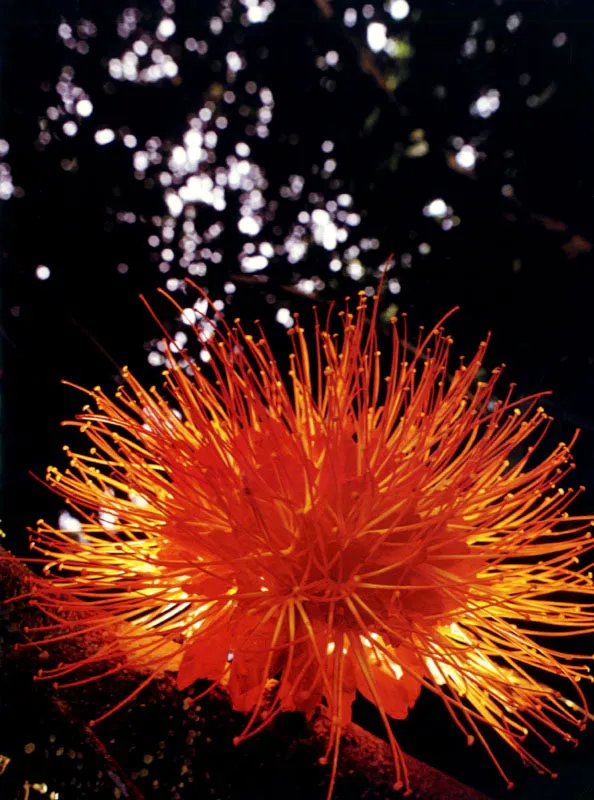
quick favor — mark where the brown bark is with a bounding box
[0,547,491,800]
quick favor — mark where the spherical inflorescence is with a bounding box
[25,288,594,797]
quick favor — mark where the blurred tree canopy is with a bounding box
[3,0,594,536]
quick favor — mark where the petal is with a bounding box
[228,677,263,713]
[177,632,230,690]
[330,654,357,726]
[355,647,421,721]
[276,639,328,719]
[225,616,282,710]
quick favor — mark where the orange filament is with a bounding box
[19,286,594,798]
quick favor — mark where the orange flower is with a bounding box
[25,287,594,797]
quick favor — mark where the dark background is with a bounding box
[2,0,594,797]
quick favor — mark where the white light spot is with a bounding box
[193,298,208,317]
[0,139,9,156]
[226,51,243,72]
[325,50,339,67]
[108,58,123,80]
[63,121,78,137]
[157,17,176,39]
[58,510,82,533]
[0,179,13,200]
[134,150,149,171]
[462,38,477,58]
[347,261,364,280]
[133,39,149,56]
[241,254,268,272]
[181,308,196,326]
[367,22,387,53]
[389,0,410,20]
[129,492,150,508]
[238,216,261,236]
[76,98,93,117]
[99,509,118,531]
[276,307,294,328]
[506,13,522,33]
[425,198,447,218]
[210,16,223,34]
[247,6,264,23]
[36,265,51,280]
[344,8,357,27]
[95,128,115,145]
[553,32,567,47]
[204,130,218,148]
[295,278,316,295]
[166,192,184,216]
[245,1,274,24]
[162,59,178,78]
[171,146,187,166]
[455,145,476,170]
[471,89,500,118]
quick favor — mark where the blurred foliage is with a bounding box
[2,0,594,520]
